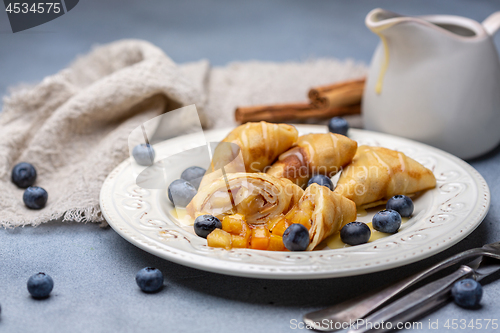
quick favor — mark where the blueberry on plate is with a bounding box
[181,166,206,190]
[132,143,156,166]
[27,272,54,299]
[11,162,37,188]
[328,117,349,136]
[283,224,310,251]
[372,209,402,233]
[23,186,48,209]
[136,267,164,293]
[194,215,222,238]
[307,175,334,191]
[452,279,483,308]
[386,195,414,217]
[168,179,197,207]
[340,222,371,246]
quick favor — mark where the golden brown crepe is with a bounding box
[334,145,437,206]
[187,173,304,225]
[266,133,357,187]
[281,183,356,250]
[199,122,298,189]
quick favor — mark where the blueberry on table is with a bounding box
[452,279,483,308]
[136,267,164,293]
[132,143,156,166]
[11,162,37,188]
[372,209,402,234]
[386,195,414,217]
[27,272,54,299]
[282,224,310,251]
[23,186,48,209]
[194,215,222,238]
[328,117,349,136]
[181,166,206,190]
[168,179,197,207]
[340,222,371,246]
[307,175,334,191]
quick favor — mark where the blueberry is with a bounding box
[283,224,310,251]
[181,166,206,190]
[194,215,222,238]
[340,222,371,246]
[386,195,414,217]
[23,186,48,209]
[168,179,197,207]
[132,144,155,166]
[328,117,349,136]
[135,267,164,293]
[372,209,402,233]
[11,162,37,188]
[452,279,483,308]
[27,272,54,298]
[307,175,334,191]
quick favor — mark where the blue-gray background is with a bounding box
[1,1,499,332]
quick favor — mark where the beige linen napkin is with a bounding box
[0,39,366,227]
[0,39,209,227]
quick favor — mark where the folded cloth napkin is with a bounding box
[0,39,209,227]
[0,39,366,227]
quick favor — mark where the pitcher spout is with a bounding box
[365,8,406,34]
[366,8,486,39]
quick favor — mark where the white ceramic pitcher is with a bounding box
[363,8,500,159]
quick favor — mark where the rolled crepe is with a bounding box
[266,133,357,187]
[283,183,356,250]
[187,173,304,225]
[199,122,298,189]
[334,145,437,206]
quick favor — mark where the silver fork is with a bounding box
[347,256,500,333]
[303,241,500,332]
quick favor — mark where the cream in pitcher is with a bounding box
[363,9,500,159]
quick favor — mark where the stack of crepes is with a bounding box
[186,121,436,250]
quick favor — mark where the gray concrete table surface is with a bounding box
[1,1,500,332]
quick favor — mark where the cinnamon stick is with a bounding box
[308,78,366,108]
[235,102,360,124]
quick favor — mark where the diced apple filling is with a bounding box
[207,229,232,250]
[284,197,314,230]
[205,197,314,251]
[250,226,270,250]
[221,214,251,248]
[268,234,286,251]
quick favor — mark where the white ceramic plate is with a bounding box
[99,125,490,279]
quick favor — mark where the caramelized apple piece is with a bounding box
[267,214,284,232]
[268,234,286,251]
[291,210,312,230]
[231,234,250,248]
[222,214,248,235]
[284,198,313,230]
[250,226,270,250]
[271,218,290,237]
[220,214,250,248]
[207,229,232,249]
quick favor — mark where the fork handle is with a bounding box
[347,265,474,333]
[303,248,483,332]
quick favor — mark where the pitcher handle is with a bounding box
[483,11,500,35]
